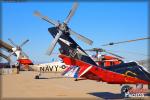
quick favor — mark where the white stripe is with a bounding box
[79,66,92,77]
[59,38,71,46]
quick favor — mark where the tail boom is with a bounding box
[59,54,150,84]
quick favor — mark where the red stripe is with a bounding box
[18,59,33,64]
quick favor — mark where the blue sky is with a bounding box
[1,1,149,63]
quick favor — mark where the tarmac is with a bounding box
[1,71,150,100]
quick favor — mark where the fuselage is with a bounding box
[29,61,69,73]
[48,27,150,84]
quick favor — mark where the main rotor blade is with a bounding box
[47,30,63,56]
[85,48,103,52]
[34,11,59,26]
[0,52,11,62]
[105,50,124,59]
[22,51,29,58]
[102,37,150,46]
[64,2,78,24]
[69,29,93,45]
[8,38,17,47]
[85,49,94,51]
[8,50,17,58]
[20,39,29,48]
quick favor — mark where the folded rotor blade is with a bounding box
[20,39,29,48]
[102,37,150,46]
[34,11,59,26]
[8,38,17,47]
[85,48,101,52]
[46,30,63,56]
[22,51,29,58]
[64,2,78,24]
[105,50,124,59]
[8,50,16,58]
[85,49,94,51]
[69,29,93,45]
[0,52,11,62]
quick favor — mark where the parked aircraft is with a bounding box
[34,2,150,94]
[0,39,69,77]
[29,60,70,79]
[0,39,33,67]
[85,48,124,66]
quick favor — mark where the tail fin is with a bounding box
[12,47,21,59]
[12,48,33,65]
[48,27,97,66]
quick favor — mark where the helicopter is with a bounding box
[85,39,150,67]
[0,39,33,70]
[85,48,124,67]
[34,2,150,95]
[0,39,70,76]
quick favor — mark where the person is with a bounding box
[74,66,80,81]
[16,63,20,74]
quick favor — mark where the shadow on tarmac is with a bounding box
[34,76,67,79]
[88,92,124,99]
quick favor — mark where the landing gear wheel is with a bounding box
[35,75,40,79]
[121,85,132,97]
[74,78,78,81]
